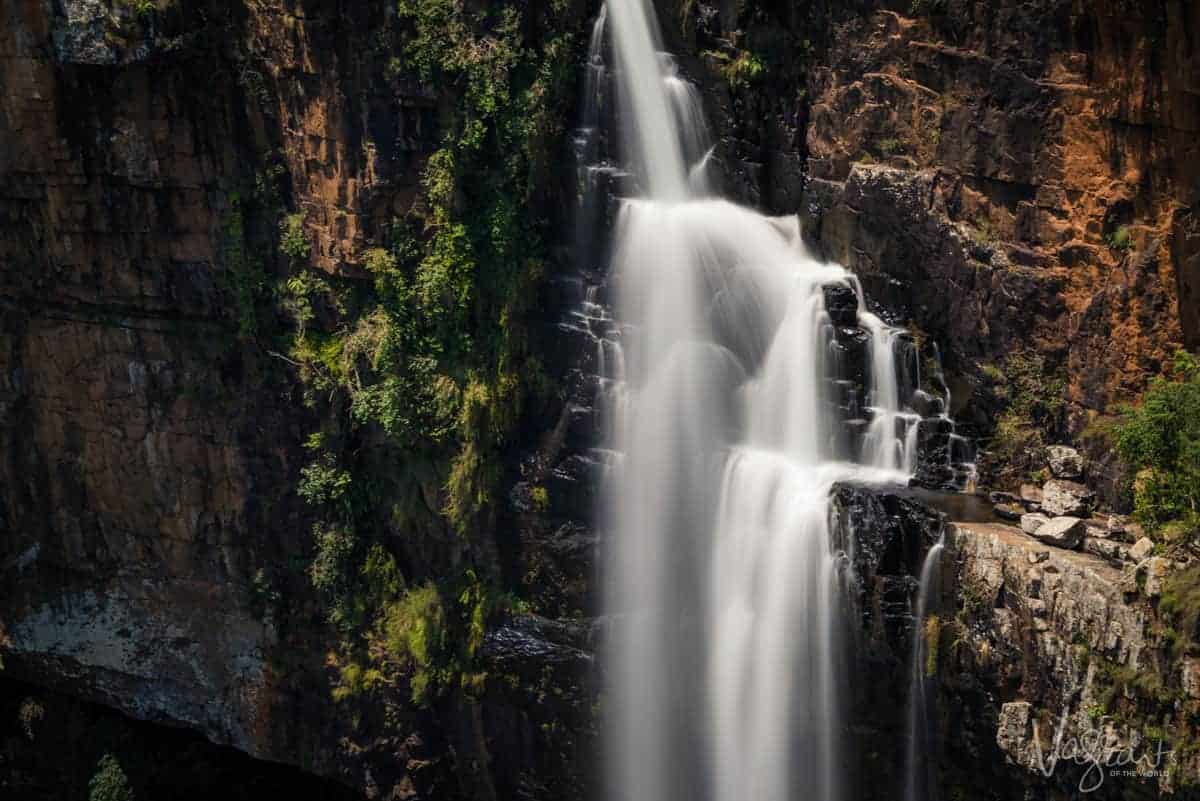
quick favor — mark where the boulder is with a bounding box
[1031,516,1085,550]
[1084,537,1130,564]
[1019,484,1043,505]
[1129,537,1155,562]
[1020,513,1049,535]
[1046,445,1083,479]
[1041,479,1095,517]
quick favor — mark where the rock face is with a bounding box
[942,522,1199,797]
[794,1,1197,436]
[0,0,593,797]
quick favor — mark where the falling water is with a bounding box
[905,532,945,801]
[596,1,928,799]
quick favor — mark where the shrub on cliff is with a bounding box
[89,754,134,801]
[1115,350,1200,536]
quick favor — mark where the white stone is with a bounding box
[1021,513,1049,535]
[1129,537,1154,562]
[1041,479,1095,517]
[1046,445,1084,479]
[1033,516,1085,550]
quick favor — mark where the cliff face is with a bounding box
[1,0,592,797]
[1,0,1197,798]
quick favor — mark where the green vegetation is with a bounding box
[1113,350,1200,534]
[1106,225,1134,252]
[984,351,1065,478]
[219,193,268,340]
[89,754,134,801]
[1160,565,1200,657]
[279,212,311,262]
[924,614,941,677]
[279,0,579,706]
[703,49,766,89]
[878,137,903,157]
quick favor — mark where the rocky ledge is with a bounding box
[943,521,1200,798]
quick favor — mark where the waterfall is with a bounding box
[905,532,945,801]
[593,1,926,799]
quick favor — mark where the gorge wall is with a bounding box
[1,0,1197,798]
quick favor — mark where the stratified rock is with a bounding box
[1032,517,1084,550]
[996,701,1035,765]
[1040,479,1096,517]
[1020,513,1049,535]
[1046,445,1084,480]
[1130,537,1155,562]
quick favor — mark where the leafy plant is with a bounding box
[89,754,134,801]
[280,212,311,262]
[1106,225,1134,252]
[1114,351,1200,532]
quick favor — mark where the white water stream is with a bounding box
[593,2,936,799]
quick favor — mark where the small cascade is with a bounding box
[905,531,946,801]
[912,343,978,491]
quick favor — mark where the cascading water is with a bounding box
[905,532,945,801]
[591,2,938,799]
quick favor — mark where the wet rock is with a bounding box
[1046,445,1083,480]
[822,282,859,327]
[1040,479,1095,517]
[1019,513,1049,535]
[908,390,943,418]
[1129,537,1155,562]
[1031,516,1084,550]
[993,503,1022,521]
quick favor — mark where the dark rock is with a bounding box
[823,282,859,326]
